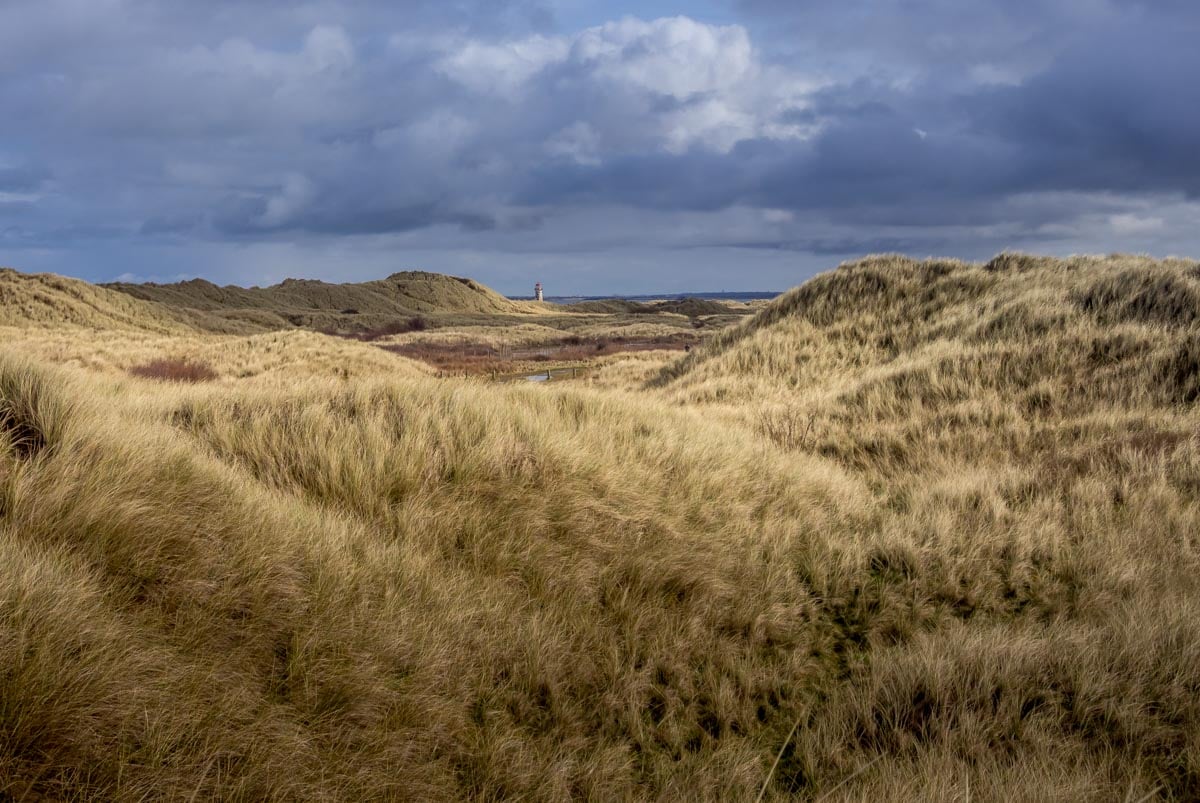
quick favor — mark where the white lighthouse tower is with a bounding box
[534,282,544,302]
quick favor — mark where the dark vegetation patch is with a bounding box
[1159,335,1200,404]
[793,613,1200,800]
[0,391,47,460]
[1074,270,1200,327]
[0,364,59,461]
[983,252,1061,273]
[568,299,653,314]
[655,298,734,317]
[1035,426,1193,494]
[972,301,1073,342]
[323,316,430,341]
[128,358,219,383]
[383,334,696,376]
[569,297,744,321]
[1087,331,1153,366]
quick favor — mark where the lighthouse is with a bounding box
[534,282,544,302]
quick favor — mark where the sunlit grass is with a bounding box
[4,253,1200,799]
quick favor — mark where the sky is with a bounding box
[1,0,1198,295]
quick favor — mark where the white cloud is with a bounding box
[436,16,816,154]
[1110,213,1166,235]
[112,270,192,283]
[662,97,759,154]
[436,34,568,94]
[375,111,477,159]
[572,16,755,100]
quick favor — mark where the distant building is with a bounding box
[535,282,544,302]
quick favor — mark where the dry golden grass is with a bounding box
[638,252,1200,798]
[0,359,864,799]
[0,327,432,385]
[0,267,204,333]
[4,253,1200,800]
[0,266,335,336]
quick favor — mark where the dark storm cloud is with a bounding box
[0,165,50,193]
[735,0,1123,75]
[719,235,951,256]
[971,23,1200,197]
[211,195,499,238]
[516,97,1006,222]
[0,0,1197,290]
[519,149,753,212]
[520,2,1200,229]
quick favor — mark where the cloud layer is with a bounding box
[1,0,1198,292]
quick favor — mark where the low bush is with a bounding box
[128,358,218,383]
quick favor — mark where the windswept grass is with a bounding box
[0,327,433,385]
[636,253,1200,798]
[4,253,1200,799]
[0,356,870,799]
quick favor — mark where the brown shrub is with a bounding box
[128,358,219,383]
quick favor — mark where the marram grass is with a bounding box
[3,254,1200,800]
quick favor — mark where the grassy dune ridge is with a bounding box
[103,271,542,334]
[1,265,544,337]
[3,253,1200,799]
[105,270,526,316]
[0,267,209,333]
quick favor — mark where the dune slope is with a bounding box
[647,253,1200,798]
[4,253,1200,799]
[0,267,198,333]
[105,270,534,331]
